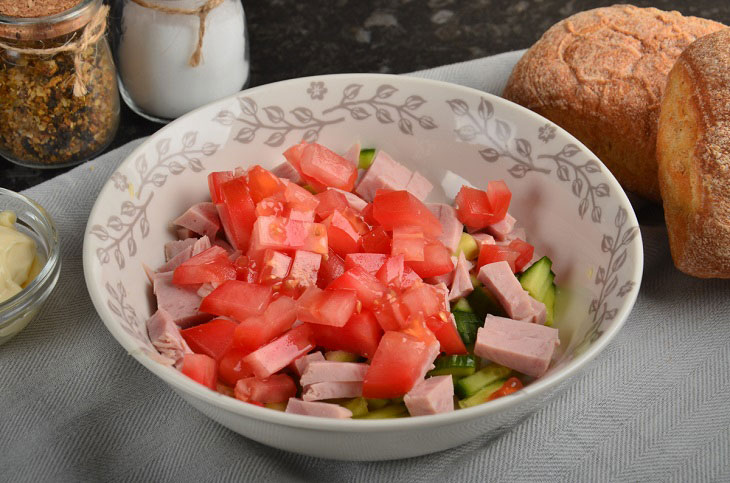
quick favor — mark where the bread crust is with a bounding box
[657,28,730,278]
[503,5,725,201]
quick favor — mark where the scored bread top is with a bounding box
[503,4,725,200]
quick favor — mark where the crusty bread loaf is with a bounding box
[657,28,730,278]
[503,5,725,201]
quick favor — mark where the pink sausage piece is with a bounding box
[477,261,533,320]
[449,252,474,301]
[146,308,192,365]
[153,271,211,328]
[427,203,463,253]
[404,375,455,416]
[285,398,353,419]
[164,238,197,261]
[271,162,302,184]
[302,381,363,401]
[486,213,516,241]
[300,361,369,386]
[173,202,220,240]
[292,351,325,376]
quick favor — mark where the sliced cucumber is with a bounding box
[519,256,557,326]
[454,364,511,399]
[466,277,507,320]
[543,283,556,326]
[452,311,481,347]
[366,398,390,410]
[356,403,408,419]
[325,350,360,362]
[458,379,506,409]
[451,297,473,313]
[428,355,477,378]
[358,148,376,170]
[339,397,369,418]
[456,233,479,260]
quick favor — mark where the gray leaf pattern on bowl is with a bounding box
[89,132,219,269]
[106,280,156,355]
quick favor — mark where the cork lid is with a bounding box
[0,0,99,40]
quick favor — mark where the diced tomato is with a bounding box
[257,249,292,285]
[243,324,315,378]
[208,171,235,204]
[306,310,383,358]
[296,286,357,327]
[400,283,442,318]
[487,376,524,401]
[255,196,285,218]
[328,266,386,309]
[406,240,454,278]
[323,210,360,256]
[361,226,391,254]
[344,253,387,274]
[282,250,322,296]
[283,142,308,174]
[477,244,519,272]
[180,353,217,389]
[425,314,468,355]
[402,315,439,348]
[219,178,257,251]
[200,280,273,321]
[233,254,259,283]
[284,182,320,212]
[372,190,442,238]
[401,266,422,289]
[299,143,358,192]
[362,331,435,398]
[372,290,410,331]
[233,296,297,351]
[315,189,349,220]
[508,239,535,273]
[361,202,378,226]
[249,216,328,255]
[317,248,345,288]
[181,317,238,361]
[376,255,404,288]
[454,182,511,229]
[391,226,425,262]
[247,165,285,203]
[173,246,236,285]
[218,348,254,386]
[234,374,297,404]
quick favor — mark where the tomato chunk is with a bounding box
[372,190,442,238]
[315,189,349,220]
[328,266,386,309]
[208,171,235,204]
[306,310,383,358]
[508,238,535,273]
[477,244,519,272]
[372,290,410,331]
[391,226,425,262]
[376,255,404,288]
[233,296,297,351]
[218,348,254,386]
[487,376,524,401]
[173,246,236,285]
[219,178,257,251]
[361,226,391,254]
[282,250,322,296]
[200,280,273,321]
[247,165,285,203]
[181,317,238,361]
[234,374,297,404]
[243,325,315,379]
[299,143,358,192]
[400,283,442,319]
[454,182,511,229]
[283,142,307,174]
[344,253,387,274]
[296,286,357,327]
[362,331,436,398]
[406,240,454,278]
[257,249,292,285]
[180,353,217,389]
[249,216,328,255]
[233,254,259,283]
[401,266,422,289]
[425,314,468,355]
[317,248,345,288]
[323,210,360,256]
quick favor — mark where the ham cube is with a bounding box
[328,188,368,213]
[404,375,455,416]
[449,252,474,301]
[496,227,528,247]
[341,142,361,167]
[191,235,212,256]
[292,351,325,376]
[285,398,353,418]
[427,203,463,253]
[472,233,496,251]
[521,296,547,325]
[405,171,434,201]
[157,245,193,273]
[165,238,197,261]
[271,162,302,184]
[146,308,192,364]
[477,261,533,320]
[355,151,413,202]
[173,202,220,240]
[300,361,369,386]
[486,213,516,241]
[153,272,212,328]
[243,325,315,379]
[475,315,559,377]
[302,381,363,401]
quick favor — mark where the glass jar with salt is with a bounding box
[112,0,250,123]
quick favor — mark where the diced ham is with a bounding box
[477,261,533,320]
[449,252,474,301]
[302,381,363,401]
[177,227,196,240]
[427,203,463,253]
[143,263,156,284]
[405,171,433,201]
[285,398,353,418]
[146,308,192,364]
[153,272,212,328]
[404,375,454,416]
[157,245,193,273]
[213,238,235,253]
[496,227,528,247]
[327,188,367,213]
[271,162,301,184]
[355,151,413,202]
[521,296,547,325]
[173,202,220,240]
[197,281,221,298]
[342,142,361,167]
[474,314,559,377]
[472,233,495,250]
[299,361,369,386]
[165,238,197,261]
[192,235,212,256]
[486,213,516,241]
[292,351,325,376]
[286,250,322,289]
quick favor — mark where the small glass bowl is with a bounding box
[0,188,60,345]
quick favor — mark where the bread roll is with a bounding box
[503,5,725,201]
[657,28,730,278]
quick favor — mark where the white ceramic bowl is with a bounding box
[83,74,643,461]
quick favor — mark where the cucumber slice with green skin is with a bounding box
[519,256,557,326]
[366,398,390,410]
[338,397,369,418]
[543,283,556,326]
[358,148,376,170]
[458,379,506,409]
[428,355,477,378]
[451,297,473,313]
[452,311,481,347]
[325,350,360,362]
[466,280,507,320]
[356,404,408,419]
[454,364,512,399]
[455,233,479,260]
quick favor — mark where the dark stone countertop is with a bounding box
[2,0,730,191]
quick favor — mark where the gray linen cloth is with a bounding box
[2,51,730,482]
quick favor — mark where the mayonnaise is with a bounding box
[0,211,38,303]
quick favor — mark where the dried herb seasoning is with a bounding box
[0,0,119,168]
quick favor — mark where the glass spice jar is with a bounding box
[0,0,120,169]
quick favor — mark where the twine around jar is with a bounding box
[128,0,224,67]
[0,5,109,97]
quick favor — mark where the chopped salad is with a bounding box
[145,141,559,419]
